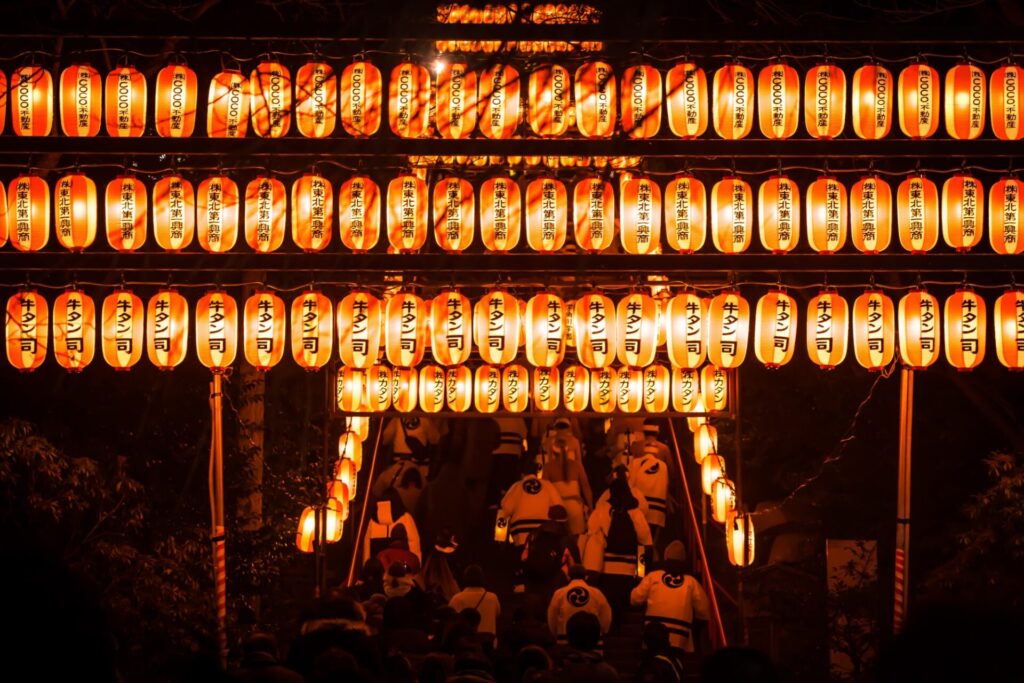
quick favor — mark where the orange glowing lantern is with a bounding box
[665,175,706,253]
[474,364,502,413]
[701,453,726,495]
[336,367,366,412]
[526,176,567,252]
[366,363,393,411]
[290,290,333,371]
[207,69,249,138]
[852,63,893,139]
[340,60,382,137]
[502,364,530,412]
[666,292,706,369]
[6,290,47,371]
[244,176,286,253]
[616,292,658,368]
[726,511,755,566]
[666,62,708,139]
[419,364,447,413]
[291,173,333,253]
[712,477,736,523]
[389,61,430,138]
[105,175,147,252]
[435,61,478,139]
[197,175,239,253]
[754,289,797,368]
[899,290,941,369]
[12,65,53,136]
[295,504,343,553]
[711,177,752,253]
[672,367,700,413]
[338,175,380,252]
[433,176,475,252]
[853,290,895,371]
[474,289,520,366]
[621,64,662,139]
[944,289,986,371]
[385,292,428,367]
[59,64,101,136]
[533,366,561,411]
[620,177,662,255]
[146,289,188,370]
[387,174,428,252]
[250,60,292,137]
[899,62,939,139]
[446,365,472,412]
[897,174,939,253]
[757,62,799,139]
[701,365,729,412]
[642,364,670,413]
[478,63,521,139]
[804,63,846,139]
[195,290,237,372]
[104,65,145,137]
[562,365,590,412]
[806,175,848,254]
[295,61,337,138]
[945,63,986,140]
[480,176,521,252]
[694,423,718,463]
[614,366,643,413]
[528,64,571,137]
[574,293,616,369]
[53,289,95,372]
[152,175,195,252]
[344,416,369,442]
[989,177,1023,255]
[589,367,617,413]
[243,290,286,371]
[339,430,363,470]
[850,175,893,254]
[706,291,750,369]
[337,290,382,369]
[758,175,800,253]
[53,173,96,252]
[525,292,566,367]
[806,290,848,369]
[713,63,753,140]
[102,290,143,370]
[573,176,615,252]
[0,71,5,136]
[942,174,984,251]
[574,61,617,138]
[994,290,1024,370]
[990,64,1022,140]
[8,174,49,252]
[430,290,472,365]
[154,63,197,137]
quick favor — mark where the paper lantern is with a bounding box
[243,290,286,371]
[852,63,893,139]
[152,175,195,253]
[713,63,753,139]
[942,174,983,252]
[12,65,53,136]
[701,364,729,411]
[525,177,567,252]
[945,63,985,140]
[672,368,700,414]
[574,61,617,138]
[387,174,428,252]
[899,290,941,369]
[944,289,986,371]
[528,64,570,137]
[758,175,800,253]
[295,61,337,138]
[804,63,846,139]
[52,173,95,252]
[806,290,848,369]
[195,290,237,373]
[806,175,848,254]
[899,63,939,139]
[573,176,615,252]
[430,290,472,365]
[757,62,799,139]
[146,289,188,371]
[573,293,616,369]
[59,64,101,136]
[480,176,521,252]
[296,502,344,553]
[336,175,379,251]
[711,477,736,524]
[711,177,752,254]
[104,66,145,137]
[244,176,286,253]
[433,176,475,252]
[338,430,363,471]
[250,61,292,137]
[366,363,393,411]
[642,364,670,413]
[665,175,706,253]
[620,177,662,255]
[502,364,530,412]
[474,289,520,365]
[615,367,643,413]
[419,364,447,413]
[154,64,197,137]
[197,175,239,253]
[340,60,382,137]
[389,61,430,138]
[616,292,658,368]
[754,289,797,368]
[994,290,1024,370]
[707,291,750,369]
[853,290,895,371]
[435,61,478,139]
[897,175,939,253]
[52,289,95,372]
[337,290,382,369]
[290,290,333,371]
[344,416,369,442]
[701,453,726,496]
[666,292,706,369]
[478,63,521,139]
[562,365,589,412]
[694,423,718,463]
[590,367,617,413]
[474,364,502,413]
[6,290,47,371]
[385,292,428,367]
[726,511,755,567]
[337,367,367,412]
[533,366,560,411]
[8,174,49,252]
[105,175,147,252]
[101,290,143,371]
[291,173,333,252]
[621,64,662,139]
[0,70,5,135]
[850,175,893,254]
[666,62,708,139]
[990,64,1022,141]
[525,292,566,367]
[989,177,1023,255]
[446,365,472,412]
[207,69,249,137]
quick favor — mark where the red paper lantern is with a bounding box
[616,292,658,368]
[806,290,848,369]
[6,290,47,371]
[615,366,643,413]
[502,364,530,412]
[8,174,49,252]
[337,290,382,369]
[102,290,143,371]
[989,177,1023,255]
[152,175,195,252]
[665,292,706,370]
[525,177,567,253]
[419,364,447,413]
[389,62,430,138]
[851,63,893,139]
[528,64,571,137]
[897,174,939,253]
[642,364,670,413]
[671,367,700,412]
[104,65,145,137]
[435,61,477,139]
[290,290,333,371]
[590,367,617,413]
[244,176,287,253]
[385,292,428,367]
[574,61,616,138]
[945,63,986,140]
[474,289,521,365]
[338,175,380,252]
[340,60,382,137]
[366,363,393,411]
[713,63,753,139]
[386,174,428,252]
[758,175,800,254]
[525,292,566,367]
[533,366,560,411]
[446,365,472,412]
[804,63,846,139]
[620,177,662,255]
[105,175,147,252]
[706,291,750,369]
[295,61,337,138]
[850,175,893,254]
[197,175,239,253]
[59,64,101,137]
[195,290,238,373]
[754,289,797,368]
[853,290,895,371]
[291,173,334,252]
[621,64,662,139]
[573,293,616,369]
[53,289,95,372]
[243,290,286,371]
[154,63,198,137]
[480,176,521,252]
[941,174,984,252]
[433,176,475,252]
[806,175,848,254]
[573,176,615,252]
[12,65,53,136]
[146,289,189,370]
[562,365,590,412]
[757,62,799,140]
[994,289,1024,370]
[207,69,249,138]
[430,290,472,366]
[899,62,939,139]
[990,64,1023,141]
[701,365,729,412]
[665,175,706,253]
[944,289,986,371]
[478,63,521,139]
[250,61,292,137]
[667,62,708,139]
[474,365,502,414]
[337,367,366,412]
[54,173,96,252]
[0,70,6,136]
[898,290,941,369]
[711,177,752,253]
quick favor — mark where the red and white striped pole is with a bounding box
[893,367,914,634]
[210,373,228,668]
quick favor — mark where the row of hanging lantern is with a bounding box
[7,285,1023,373]
[3,170,1022,255]
[0,59,1018,140]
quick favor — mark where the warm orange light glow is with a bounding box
[385,292,428,367]
[665,175,706,253]
[804,63,846,139]
[806,290,849,369]
[6,290,48,371]
[713,63,753,139]
[525,292,566,366]
[366,363,393,411]
[990,64,1022,141]
[435,60,478,139]
[433,176,475,252]
[59,64,101,136]
[701,365,728,411]
[562,365,590,412]
[152,174,195,253]
[338,175,380,252]
[195,290,237,372]
[711,177,752,253]
[340,60,382,137]
[994,289,1024,370]
[616,292,658,368]
[8,174,49,252]
[726,511,755,566]
[757,62,798,139]
[526,176,568,252]
[853,290,895,371]
[899,63,939,139]
[105,175,147,252]
[706,291,750,369]
[850,175,893,254]
[942,174,984,251]
[295,61,337,138]
[590,367,617,413]
[146,289,189,370]
[337,290,382,369]
[478,63,521,139]
[621,64,662,139]
[474,290,521,365]
[642,364,670,413]
[207,69,249,138]
[944,289,986,371]
[897,174,939,253]
[758,175,800,253]
[446,365,473,412]
[671,367,700,413]
[336,366,367,412]
[806,175,848,254]
[694,423,718,463]
[702,453,726,495]
[104,66,145,137]
[53,289,95,373]
[250,61,292,138]
[388,61,430,138]
[574,61,617,138]
[155,64,197,138]
[387,174,428,252]
[614,366,643,413]
[480,176,522,252]
[419,364,447,413]
[712,477,736,523]
[620,177,662,255]
[430,290,472,365]
[197,175,239,253]
[533,366,561,411]
[667,62,708,139]
[291,173,334,253]
[899,289,941,369]
[243,290,286,371]
[573,176,615,252]
[12,65,54,137]
[665,292,706,369]
[391,366,418,412]
[102,290,143,371]
[573,293,616,369]
[244,176,286,253]
[502,364,530,412]
[988,177,1023,255]
[851,63,893,139]
[754,289,797,368]
[528,64,571,137]
[945,63,986,140]
[474,364,502,413]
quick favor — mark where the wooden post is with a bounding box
[893,367,914,633]
[209,372,228,668]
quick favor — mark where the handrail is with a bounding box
[346,417,385,586]
[667,418,728,649]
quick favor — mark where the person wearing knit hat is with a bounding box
[630,539,711,654]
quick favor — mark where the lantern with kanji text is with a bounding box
[290,290,332,370]
[155,63,197,137]
[59,64,101,137]
[53,173,96,252]
[502,364,530,412]
[806,290,848,369]
[574,61,617,138]
[53,289,95,372]
[340,60,382,137]
[195,290,237,373]
[757,62,798,140]
[897,174,939,253]
[337,290,382,369]
[480,176,521,252]
[430,290,472,365]
[153,175,195,252]
[701,364,729,411]
[804,63,846,139]
[389,61,430,138]
[806,175,848,254]
[8,174,49,252]
[339,175,381,252]
[899,62,939,139]
[621,64,662,139]
[945,63,986,140]
[104,65,145,137]
[207,69,249,137]
[478,63,521,139]
[12,65,53,137]
[387,174,428,252]
[758,175,800,253]
[616,292,658,368]
[666,62,708,139]
[533,366,561,411]
[525,292,566,367]
[446,365,473,412]
[944,289,986,371]
[244,176,286,253]
[711,177,752,253]
[474,289,520,365]
[243,290,286,371]
[990,64,1022,141]
[713,63,753,139]
[295,61,337,138]
[852,63,893,139]
[366,363,393,411]
[666,292,706,369]
[6,290,47,371]
[525,176,567,252]
[573,293,616,369]
[754,289,796,368]
[436,61,478,139]
[419,364,447,413]
[385,292,428,367]
[528,64,571,137]
[573,176,615,252]
[942,174,984,251]
[706,291,750,369]
[665,175,706,253]
[642,364,670,413]
[899,289,941,369]
[994,289,1024,370]
[850,174,892,254]
[433,176,475,252]
[105,175,147,252]
[146,289,188,370]
[712,477,736,523]
[672,367,700,413]
[197,175,239,253]
[102,289,143,371]
[989,177,1023,255]
[474,364,502,413]
[250,60,292,137]
[620,177,661,255]
[590,367,617,413]
[615,366,643,413]
[726,511,755,566]
[291,173,333,252]
[336,367,366,412]
[562,365,589,412]
[853,290,895,371]
[702,453,726,495]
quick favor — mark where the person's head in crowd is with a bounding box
[700,647,779,683]
[382,650,417,683]
[361,557,384,582]
[516,645,554,680]
[452,652,495,679]
[458,607,482,631]
[565,612,602,652]
[418,653,452,683]
[388,523,409,549]
[384,563,414,599]
[240,632,279,661]
[309,647,370,683]
[462,564,485,588]
[607,477,636,509]
[642,622,671,654]
[521,458,540,477]
[567,564,588,582]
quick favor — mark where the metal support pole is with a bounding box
[894,367,914,634]
[209,372,228,669]
[732,368,747,645]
